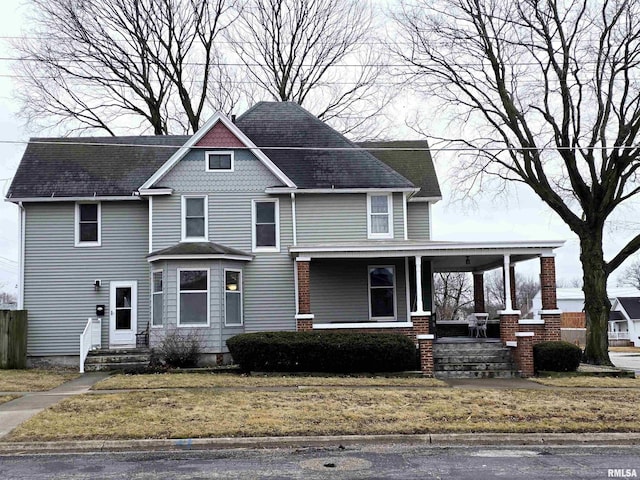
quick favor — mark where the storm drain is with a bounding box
[300,457,372,472]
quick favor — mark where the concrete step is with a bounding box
[85,361,150,373]
[435,370,522,379]
[85,354,151,364]
[436,362,517,372]
[435,353,513,363]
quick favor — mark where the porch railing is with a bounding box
[79,317,102,373]
[608,331,630,341]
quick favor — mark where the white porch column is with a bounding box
[503,254,513,311]
[415,255,425,314]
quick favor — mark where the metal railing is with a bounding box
[608,331,630,340]
[79,317,102,373]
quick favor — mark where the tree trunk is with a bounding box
[580,233,612,365]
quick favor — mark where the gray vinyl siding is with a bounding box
[407,202,430,240]
[310,258,408,324]
[151,148,295,340]
[24,201,149,356]
[296,193,405,243]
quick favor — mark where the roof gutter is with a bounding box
[265,187,420,195]
[5,195,142,203]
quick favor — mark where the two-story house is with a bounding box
[6,102,564,376]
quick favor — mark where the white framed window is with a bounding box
[252,198,280,252]
[75,202,101,247]
[206,151,234,172]
[224,269,243,326]
[367,193,393,239]
[177,268,209,326]
[151,270,163,327]
[368,265,397,321]
[181,195,208,241]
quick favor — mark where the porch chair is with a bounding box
[466,314,478,337]
[475,315,488,338]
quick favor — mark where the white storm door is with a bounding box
[109,281,137,347]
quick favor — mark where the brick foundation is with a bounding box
[296,318,313,331]
[542,314,561,341]
[418,337,434,377]
[500,313,520,343]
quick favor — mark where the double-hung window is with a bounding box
[367,194,393,239]
[182,196,208,241]
[368,266,396,320]
[151,270,163,327]
[178,269,209,326]
[75,202,101,246]
[224,269,243,326]
[252,199,279,252]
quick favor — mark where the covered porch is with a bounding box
[290,240,564,377]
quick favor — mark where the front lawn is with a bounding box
[93,373,446,390]
[7,387,639,441]
[531,376,640,388]
[0,370,79,392]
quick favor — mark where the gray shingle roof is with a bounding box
[358,141,442,198]
[147,242,252,259]
[618,297,640,319]
[7,136,188,198]
[8,102,439,198]
[609,310,625,321]
[235,102,416,190]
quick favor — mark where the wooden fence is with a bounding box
[0,310,28,369]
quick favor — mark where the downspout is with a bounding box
[148,196,153,254]
[290,192,297,246]
[18,201,25,310]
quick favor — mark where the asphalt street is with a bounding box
[1,444,638,479]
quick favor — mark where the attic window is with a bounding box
[206,151,234,172]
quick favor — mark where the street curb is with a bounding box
[1,433,640,454]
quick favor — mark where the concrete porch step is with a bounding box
[84,348,151,372]
[435,370,522,379]
[432,341,520,379]
[436,362,517,372]
[436,353,513,363]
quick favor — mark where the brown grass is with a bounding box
[8,388,640,441]
[531,376,640,388]
[0,395,18,405]
[93,373,446,390]
[0,370,79,392]
[609,346,640,353]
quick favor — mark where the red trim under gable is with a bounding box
[195,121,245,148]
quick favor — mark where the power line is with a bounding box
[0,139,637,153]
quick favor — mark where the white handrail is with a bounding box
[608,331,630,340]
[79,317,102,373]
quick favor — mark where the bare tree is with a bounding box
[15,0,240,135]
[392,0,640,364]
[616,257,640,290]
[433,272,473,321]
[484,271,539,319]
[229,0,390,137]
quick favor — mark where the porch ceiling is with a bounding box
[290,239,565,272]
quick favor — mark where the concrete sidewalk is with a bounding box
[0,372,110,438]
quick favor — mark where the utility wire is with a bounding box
[0,139,637,153]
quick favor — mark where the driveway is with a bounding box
[610,351,640,375]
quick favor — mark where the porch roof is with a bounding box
[147,242,253,263]
[289,239,565,272]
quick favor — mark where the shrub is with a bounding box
[157,330,201,368]
[226,331,417,373]
[533,341,582,372]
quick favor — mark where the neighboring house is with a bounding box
[609,297,640,347]
[6,102,564,375]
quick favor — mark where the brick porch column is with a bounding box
[473,272,485,313]
[499,312,520,343]
[540,255,561,342]
[514,332,535,377]
[295,257,313,331]
[412,313,433,376]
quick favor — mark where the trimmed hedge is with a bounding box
[226,331,417,373]
[533,341,582,372]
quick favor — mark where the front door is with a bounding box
[109,281,137,348]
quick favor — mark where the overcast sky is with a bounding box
[1,0,637,297]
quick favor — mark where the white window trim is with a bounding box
[366,193,393,239]
[177,268,210,327]
[181,195,208,242]
[368,265,397,321]
[74,202,102,247]
[205,150,235,172]
[251,198,280,253]
[151,269,163,328]
[224,268,243,326]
